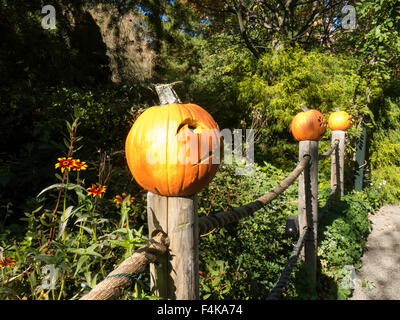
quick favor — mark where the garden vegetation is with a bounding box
[0,0,399,300]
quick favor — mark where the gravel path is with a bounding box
[349,204,400,300]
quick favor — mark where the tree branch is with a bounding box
[234,1,260,59]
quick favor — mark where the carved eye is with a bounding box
[317,116,326,127]
[177,118,203,134]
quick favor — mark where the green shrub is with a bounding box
[236,46,362,169]
[197,161,301,300]
[0,119,152,300]
[317,190,378,299]
[0,83,154,218]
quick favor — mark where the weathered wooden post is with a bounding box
[331,130,345,197]
[291,104,326,292]
[298,140,318,289]
[147,191,199,299]
[328,109,351,197]
[125,83,222,299]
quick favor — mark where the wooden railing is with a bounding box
[80,85,346,300]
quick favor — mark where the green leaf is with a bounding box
[67,247,102,258]
[57,206,76,240]
[74,255,89,277]
[37,183,87,198]
[37,183,64,197]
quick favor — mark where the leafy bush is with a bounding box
[0,83,154,218]
[368,83,400,203]
[0,119,152,300]
[317,189,379,299]
[235,46,362,169]
[197,161,301,300]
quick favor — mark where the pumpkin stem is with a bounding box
[300,104,310,112]
[155,83,182,105]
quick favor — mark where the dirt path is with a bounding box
[349,204,400,300]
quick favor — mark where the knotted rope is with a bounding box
[80,230,169,300]
[318,139,339,160]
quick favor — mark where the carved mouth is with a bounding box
[191,149,220,167]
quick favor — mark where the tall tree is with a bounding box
[186,0,349,57]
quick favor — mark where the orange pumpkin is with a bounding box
[290,107,327,141]
[125,103,222,196]
[328,109,351,131]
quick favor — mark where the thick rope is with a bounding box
[198,155,311,235]
[318,139,339,160]
[80,230,169,300]
[267,227,311,300]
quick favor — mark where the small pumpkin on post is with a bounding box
[290,104,325,293]
[290,104,327,141]
[328,109,351,197]
[328,109,351,131]
[125,83,222,300]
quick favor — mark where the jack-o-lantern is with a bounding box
[290,105,327,141]
[125,103,222,196]
[328,109,351,131]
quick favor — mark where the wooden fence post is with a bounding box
[146,84,199,300]
[331,130,345,197]
[298,140,318,290]
[147,193,199,299]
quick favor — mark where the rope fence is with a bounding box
[199,155,311,235]
[80,136,345,300]
[263,139,342,299]
[80,102,347,300]
[318,139,339,160]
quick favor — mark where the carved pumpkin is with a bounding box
[290,106,327,141]
[328,109,351,131]
[125,103,222,196]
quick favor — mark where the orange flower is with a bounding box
[87,184,107,198]
[0,256,16,268]
[113,193,134,208]
[55,157,75,173]
[72,159,88,171]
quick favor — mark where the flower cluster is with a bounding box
[55,157,88,173]
[87,184,107,198]
[0,256,16,268]
[56,157,107,199]
[113,193,134,209]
